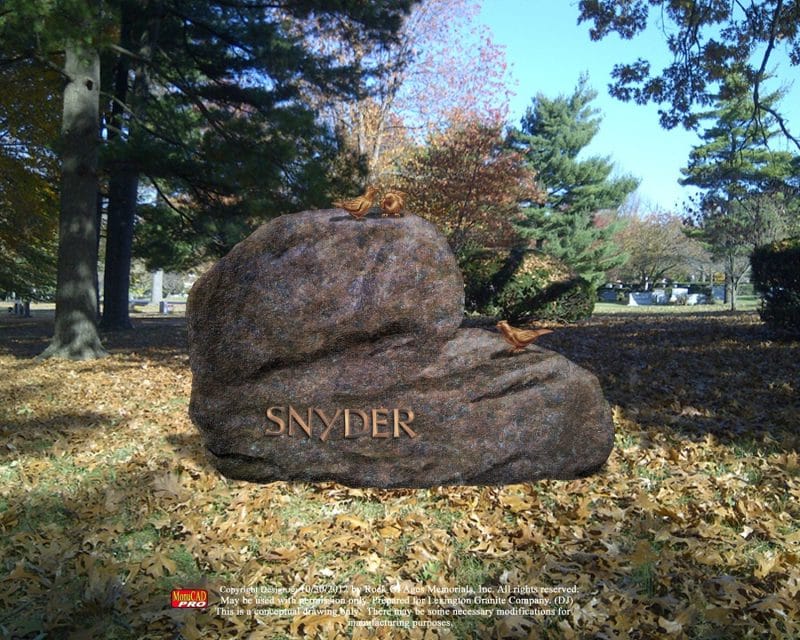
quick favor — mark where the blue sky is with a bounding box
[478,1,799,212]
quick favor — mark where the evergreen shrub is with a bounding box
[751,237,800,333]
[495,253,595,323]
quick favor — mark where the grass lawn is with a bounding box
[595,295,761,315]
[0,311,798,639]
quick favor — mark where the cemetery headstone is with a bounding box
[187,209,614,487]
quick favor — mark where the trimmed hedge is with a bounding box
[458,247,596,323]
[751,237,800,333]
[494,252,595,324]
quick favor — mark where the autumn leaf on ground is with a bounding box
[142,551,177,578]
[152,471,185,500]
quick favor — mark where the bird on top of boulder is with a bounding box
[332,186,379,220]
[496,320,553,353]
[380,190,406,217]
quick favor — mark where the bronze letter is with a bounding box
[314,408,342,442]
[372,408,390,438]
[288,406,313,437]
[393,409,418,438]
[344,409,370,438]
[265,406,286,435]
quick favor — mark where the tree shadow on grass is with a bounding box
[0,314,53,358]
[4,311,798,455]
[543,312,800,450]
[102,317,188,359]
[0,411,117,460]
[0,442,791,639]
[0,315,188,362]
[0,469,212,639]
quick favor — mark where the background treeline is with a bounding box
[2,0,800,359]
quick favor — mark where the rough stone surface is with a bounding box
[188,209,614,487]
[187,209,463,382]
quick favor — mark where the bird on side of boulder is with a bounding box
[332,186,379,220]
[496,320,553,353]
[380,190,406,217]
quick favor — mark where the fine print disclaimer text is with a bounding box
[214,583,578,628]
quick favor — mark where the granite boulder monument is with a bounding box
[187,208,613,487]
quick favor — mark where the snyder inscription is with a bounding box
[265,406,418,441]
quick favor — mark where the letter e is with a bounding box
[372,408,390,438]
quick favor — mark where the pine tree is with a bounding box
[100,0,416,330]
[507,76,638,287]
[1,1,116,358]
[2,0,417,345]
[680,73,800,310]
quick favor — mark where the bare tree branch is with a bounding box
[750,0,783,147]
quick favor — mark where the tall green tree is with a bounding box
[100,0,416,330]
[507,76,638,287]
[98,1,157,330]
[1,1,113,358]
[680,74,800,309]
[45,46,105,358]
[2,0,416,350]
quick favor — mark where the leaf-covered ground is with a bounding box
[1,311,798,639]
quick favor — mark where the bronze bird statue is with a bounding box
[380,190,406,217]
[332,186,379,220]
[496,320,553,353]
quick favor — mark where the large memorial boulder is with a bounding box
[188,209,613,487]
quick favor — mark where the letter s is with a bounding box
[265,406,286,435]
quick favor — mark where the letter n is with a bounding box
[288,406,313,437]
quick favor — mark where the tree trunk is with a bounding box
[102,170,138,329]
[732,265,751,312]
[101,5,159,330]
[39,47,106,360]
[101,5,136,330]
